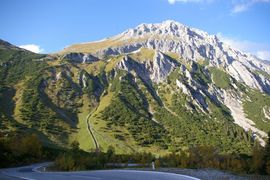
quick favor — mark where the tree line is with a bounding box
[1,132,270,175]
[0,133,62,168]
[54,133,270,175]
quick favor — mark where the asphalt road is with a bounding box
[0,163,200,180]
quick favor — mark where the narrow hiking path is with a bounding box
[85,107,100,152]
[163,104,178,116]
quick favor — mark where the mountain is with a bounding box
[0,39,24,51]
[1,20,270,155]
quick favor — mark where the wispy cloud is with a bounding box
[168,0,270,13]
[217,33,270,60]
[19,44,44,53]
[232,0,270,13]
[232,2,251,13]
[257,51,270,60]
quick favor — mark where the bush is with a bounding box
[0,133,62,168]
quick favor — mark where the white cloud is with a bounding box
[232,0,270,13]
[217,33,270,60]
[19,44,44,53]
[232,3,251,13]
[257,51,270,60]
[168,0,176,4]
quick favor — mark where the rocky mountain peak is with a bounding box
[119,20,213,41]
[61,20,270,95]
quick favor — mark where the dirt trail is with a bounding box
[86,108,100,152]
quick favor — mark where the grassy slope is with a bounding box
[13,78,29,125]
[89,89,140,154]
[128,48,155,62]
[87,71,169,155]
[243,89,270,133]
[78,61,106,76]
[89,88,149,153]
[105,55,124,72]
[87,90,137,154]
[209,67,231,89]
[70,94,95,151]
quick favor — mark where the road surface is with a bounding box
[0,163,200,180]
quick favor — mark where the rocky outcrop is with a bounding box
[227,61,262,90]
[150,51,177,82]
[78,70,104,99]
[222,90,267,146]
[62,20,270,94]
[116,51,177,83]
[263,106,270,120]
[63,52,98,63]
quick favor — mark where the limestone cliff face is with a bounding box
[62,52,98,63]
[116,51,177,83]
[75,20,270,94]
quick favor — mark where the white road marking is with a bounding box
[19,176,36,180]
[95,170,200,180]
[1,163,200,180]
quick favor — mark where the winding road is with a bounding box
[0,163,200,180]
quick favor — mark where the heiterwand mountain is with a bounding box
[1,20,270,154]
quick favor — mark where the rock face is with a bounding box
[151,51,177,82]
[222,90,267,145]
[63,52,98,63]
[116,51,177,83]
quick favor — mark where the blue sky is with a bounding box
[0,0,270,59]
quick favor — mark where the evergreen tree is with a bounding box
[264,132,270,174]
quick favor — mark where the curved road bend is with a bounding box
[0,163,200,180]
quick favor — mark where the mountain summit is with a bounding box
[1,21,270,154]
[63,20,270,95]
[61,20,270,146]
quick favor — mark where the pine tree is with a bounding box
[251,142,264,174]
[264,132,270,174]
